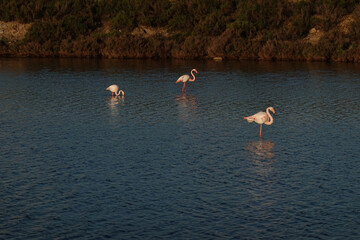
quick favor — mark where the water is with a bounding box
[1,58,359,239]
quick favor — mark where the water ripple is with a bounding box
[1,59,359,239]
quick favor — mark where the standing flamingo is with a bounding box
[106,84,125,97]
[176,69,198,93]
[244,107,275,137]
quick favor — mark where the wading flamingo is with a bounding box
[106,84,125,97]
[176,69,198,93]
[244,107,275,137]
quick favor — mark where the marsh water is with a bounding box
[1,58,359,239]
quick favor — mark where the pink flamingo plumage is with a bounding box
[244,107,275,137]
[176,69,198,93]
[106,84,125,97]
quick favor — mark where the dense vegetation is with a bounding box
[1,0,360,61]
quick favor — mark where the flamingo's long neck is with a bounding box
[265,108,274,125]
[189,70,196,82]
[116,90,125,96]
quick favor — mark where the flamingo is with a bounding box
[244,107,275,137]
[176,69,198,93]
[106,84,125,97]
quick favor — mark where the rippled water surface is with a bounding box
[1,58,360,239]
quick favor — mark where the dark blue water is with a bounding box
[1,58,359,239]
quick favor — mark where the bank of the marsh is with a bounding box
[1,0,360,62]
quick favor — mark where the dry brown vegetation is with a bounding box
[1,0,360,62]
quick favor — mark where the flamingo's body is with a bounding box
[176,69,198,93]
[244,107,275,137]
[106,84,125,97]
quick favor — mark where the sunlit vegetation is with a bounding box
[1,0,360,61]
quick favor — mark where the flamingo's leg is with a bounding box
[182,82,186,93]
[259,124,262,137]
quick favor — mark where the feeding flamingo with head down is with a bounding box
[244,107,275,137]
[176,69,198,93]
[106,84,125,97]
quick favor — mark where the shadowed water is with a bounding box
[1,58,360,239]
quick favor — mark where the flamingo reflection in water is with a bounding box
[107,95,125,116]
[245,139,275,160]
[246,139,276,177]
[175,93,198,120]
[108,95,124,104]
